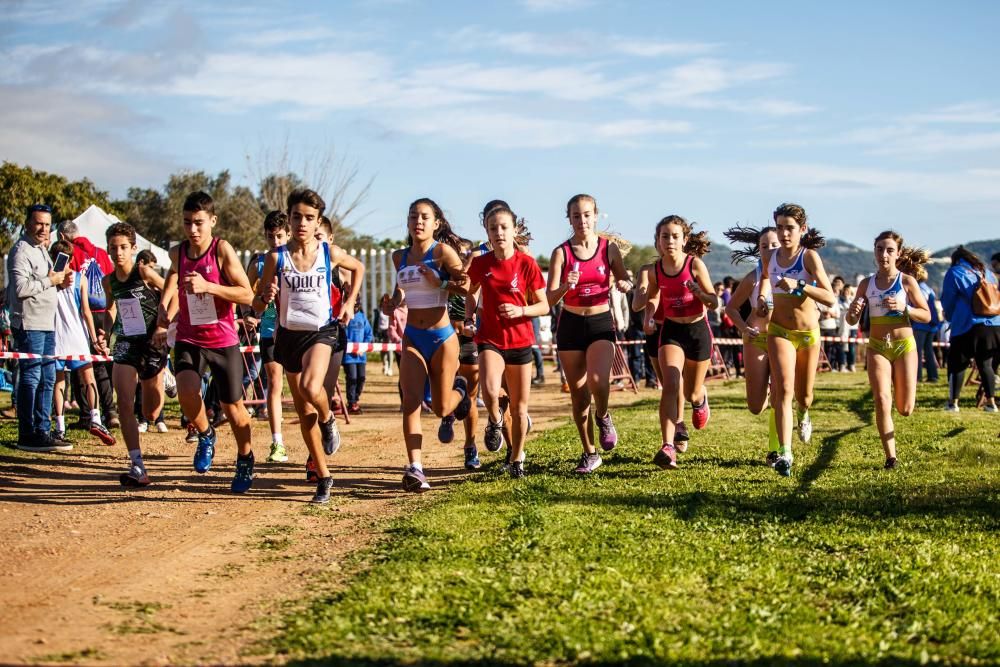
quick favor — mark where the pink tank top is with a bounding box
[175,238,239,348]
[656,255,704,319]
[562,236,611,308]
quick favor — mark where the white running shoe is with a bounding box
[944,403,960,413]
[797,418,812,444]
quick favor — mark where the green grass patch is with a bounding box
[273,374,1000,665]
[34,647,106,663]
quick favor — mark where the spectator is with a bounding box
[837,285,858,372]
[819,298,842,371]
[343,303,373,414]
[912,266,940,383]
[706,282,724,338]
[941,246,1000,412]
[625,280,648,386]
[377,293,393,376]
[530,316,546,385]
[7,204,71,451]
[992,252,1000,280]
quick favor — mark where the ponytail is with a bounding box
[801,227,826,250]
[725,223,776,264]
[684,230,711,258]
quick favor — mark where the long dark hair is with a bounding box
[951,245,986,273]
[725,224,776,264]
[407,198,463,250]
[875,231,928,277]
[483,202,533,249]
[655,215,710,257]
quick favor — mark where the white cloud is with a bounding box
[625,59,798,112]
[904,102,1000,125]
[410,62,635,101]
[448,26,716,59]
[518,0,592,12]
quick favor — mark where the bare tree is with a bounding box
[245,133,373,236]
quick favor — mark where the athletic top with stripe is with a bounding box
[109,264,161,339]
[561,236,611,308]
[397,242,449,309]
[276,242,339,332]
[175,238,238,348]
[55,272,90,356]
[656,255,704,319]
[254,253,279,339]
[767,248,811,297]
[866,272,909,324]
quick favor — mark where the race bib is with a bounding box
[117,297,147,337]
[284,289,325,331]
[186,293,218,326]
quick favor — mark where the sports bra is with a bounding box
[866,272,909,324]
[397,242,449,310]
[767,248,811,297]
[562,236,611,308]
[656,255,704,319]
[276,242,338,332]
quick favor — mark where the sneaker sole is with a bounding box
[675,442,688,454]
[119,473,150,487]
[90,427,116,446]
[267,455,289,463]
[402,474,429,493]
[653,451,678,470]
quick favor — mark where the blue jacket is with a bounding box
[940,260,1000,338]
[911,281,940,333]
[344,311,374,364]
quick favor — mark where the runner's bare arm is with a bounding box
[690,257,720,310]
[607,243,633,292]
[390,249,405,308]
[802,250,836,307]
[725,269,757,336]
[195,240,253,306]
[546,247,568,306]
[252,250,280,315]
[437,244,468,294]
[902,274,931,324]
[139,264,165,291]
[101,274,116,336]
[846,277,869,326]
[157,246,181,328]
[632,264,654,312]
[330,246,366,323]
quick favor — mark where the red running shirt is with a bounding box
[656,255,705,319]
[467,251,545,350]
[561,236,611,308]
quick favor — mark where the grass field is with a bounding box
[273,373,1000,666]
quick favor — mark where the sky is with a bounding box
[2,0,999,253]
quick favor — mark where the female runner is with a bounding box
[724,225,782,464]
[547,194,633,474]
[757,203,836,477]
[633,216,717,470]
[846,232,931,468]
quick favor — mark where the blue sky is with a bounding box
[2,0,998,253]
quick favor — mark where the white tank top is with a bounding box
[277,243,336,332]
[55,273,91,356]
[397,243,449,310]
[866,272,909,324]
[767,248,810,297]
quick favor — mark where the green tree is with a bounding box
[0,161,121,251]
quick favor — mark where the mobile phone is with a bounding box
[53,252,70,273]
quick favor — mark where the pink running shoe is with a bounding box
[653,444,678,470]
[692,390,710,430]
[596,413,618,451]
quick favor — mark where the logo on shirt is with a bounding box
[510,273,520,292]
[598,266,606,276]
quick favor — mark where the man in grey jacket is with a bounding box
[7,204,71,452]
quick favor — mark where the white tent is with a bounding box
[69,205,171,269]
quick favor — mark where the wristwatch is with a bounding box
[797,279,806,291]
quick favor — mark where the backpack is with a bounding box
[973,270,1000,317]
[84,258,108,311]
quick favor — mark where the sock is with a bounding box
[272,433,283,446]
[796,405,808,423]
[128,449,144,468]
[199,425,214,438]
[56,415,65,431]
[90,409,102,427]
[768,409,780,453]
[780,444,793,460]
[238,450,253,461]
[410,461,423,472]
[948,371,964,403]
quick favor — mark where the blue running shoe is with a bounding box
[231,452,255,493]
[438,415,456,444]
[464,445,481,470]
[193,427,216,473]
[452,376,471,421]
[320,415,341,456]
[774,455,793,477]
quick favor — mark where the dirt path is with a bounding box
[0,370,648,665]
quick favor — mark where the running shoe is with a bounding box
[231,453,255,494]
[653,443,678,470]
[193,428,216,473]
[484,418,504,452]
[596,412,618,451]
[119,464,150,487]
[452,376,472,421]
[18,435,72,453]
[464,445,481,470]
[774,455,793,477]
[438,415,456,444]
[50,430,72,447]
[797,417,812,444]
[765,451,780,467]
[509,460,527,479]
[320,415,341,456]
[311,477,334,504]
[89,423,116,446]
[402,464,430,493]
[526,414,533,434]
[106,415,120,429]
[137,420,149,433]
[163,368,177,398]
[692,390,710,430]
[674,421,690,448]
[944,403,960,413]
[984,404,999,413]
[498,395,510,422]
[476,396,486,408]
[884,457,898,470]
[185,424,199,444]
[256,408,269,421]
[574,452,602,474]
[155,420,169,433]
[348,402,363,415]
[306,455,319,482]
[267,441,288,463]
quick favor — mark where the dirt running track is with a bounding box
[0,370,648,665]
